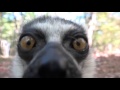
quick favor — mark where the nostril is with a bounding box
[38,62,66,78]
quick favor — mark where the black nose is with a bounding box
[38,60,66,78]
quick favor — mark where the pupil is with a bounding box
[26,40,31,45]
[76,41,80,46]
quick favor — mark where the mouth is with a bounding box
[22,63,67,78]
[22,65,81,78]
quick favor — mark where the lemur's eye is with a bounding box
[20,36,36,51]
[72,38,87,51]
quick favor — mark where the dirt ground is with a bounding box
[95,55,120,78]
[0,51,120,78]
[0,56,13,78]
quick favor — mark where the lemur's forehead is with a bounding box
[22,16,85,42]
[32,22,76,42]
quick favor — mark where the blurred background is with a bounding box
[0,12,120,78]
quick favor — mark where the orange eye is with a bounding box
[20,36,36,51]
[72,38,87,51]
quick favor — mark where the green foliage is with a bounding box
[0,12,36,46]
[24,12,35,20]
[0,14,14,42]
[93,12,120,50]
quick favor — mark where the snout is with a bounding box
[38,59,67,78]
[22,43,70,78]
[23,60,67,78]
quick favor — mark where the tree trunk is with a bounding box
[12,12,18,47]
[86,12,97,47]
[0,40,10,57]
[0,12,3,39]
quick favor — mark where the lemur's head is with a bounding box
[11,16,96,78]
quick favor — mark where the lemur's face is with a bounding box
[17,16,90,78]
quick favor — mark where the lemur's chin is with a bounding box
[10,15,96,78]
